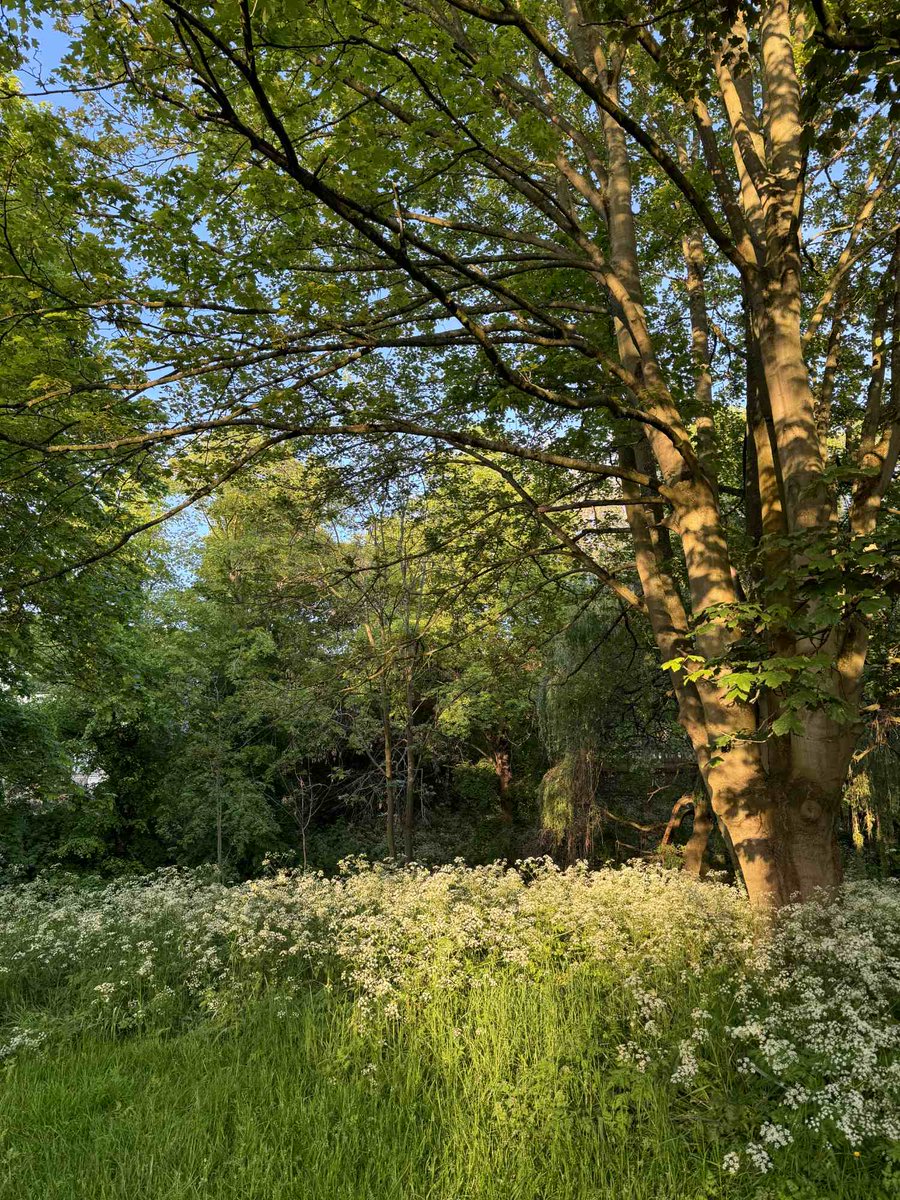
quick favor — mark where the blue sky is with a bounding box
[17,16,76,108]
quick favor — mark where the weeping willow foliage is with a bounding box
[535,603,686,860]
[537,606,662,758]
[538,748,602,862]
[845,717,900,868]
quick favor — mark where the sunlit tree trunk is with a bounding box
[490,737,514,824]
[683,791,714,879]
[565,2,863,907]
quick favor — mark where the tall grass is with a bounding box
[1,862,899,1198]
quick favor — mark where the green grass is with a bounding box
[0,977,885,1200]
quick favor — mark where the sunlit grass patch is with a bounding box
[1,862,899,1197]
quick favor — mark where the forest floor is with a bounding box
[1,862,898,1199]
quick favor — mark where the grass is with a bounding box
[3,865,898,1199]
[0,975,885,1200]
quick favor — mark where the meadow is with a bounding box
[1,861,899,1199]
[3,1,900,1194]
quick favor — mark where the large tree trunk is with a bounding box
[564,6,859,912]
[704,719,847,907]
[719,796,842,908]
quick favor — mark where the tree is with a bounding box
[151,466,347,870]
[12,0,900,905]
[145,459,552,868]
[0,78,168,673]
[0,82,172,871]
[336,466,553,857]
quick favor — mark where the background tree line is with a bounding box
[2,446,703,876]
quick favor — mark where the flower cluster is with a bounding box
[0,1026,46,1059]
[2,861,900,1179]
[728,879,900,1159]
[670,1008,711,1084]
[0,858,750,1030]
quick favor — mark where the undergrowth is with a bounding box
[1,859,899,1198]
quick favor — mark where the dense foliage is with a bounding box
[2,454,700,875]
